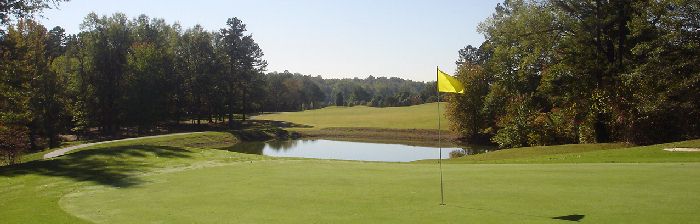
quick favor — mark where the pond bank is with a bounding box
[225,139,456,162]
[296,127,463,147]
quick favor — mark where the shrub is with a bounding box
[492,96,533,148]
[0,125,30,165]
[449,149,467,158]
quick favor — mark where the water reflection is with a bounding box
[267,140,300,151]
[227,142,265,154]
[225,139,468,162]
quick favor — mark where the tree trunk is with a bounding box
[27,126,37,150]
[208,108,213,123]
[227,112,234,128]
[242,86,247,121]
[594,113,610,143]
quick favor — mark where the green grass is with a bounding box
[254,103,450,130]
[423,139,700,164]
[0,132,263,223]
[2,132,700,223]
[61,162,700,223]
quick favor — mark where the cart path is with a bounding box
[43,132,205,159]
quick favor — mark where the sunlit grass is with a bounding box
[254,103,450,130]
[2,132,699,223]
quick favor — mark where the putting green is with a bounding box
[60,160,700,223]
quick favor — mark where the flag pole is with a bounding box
[437,66,445,206]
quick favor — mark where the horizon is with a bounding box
[39,0,502,82]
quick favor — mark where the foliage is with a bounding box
[0,0,68,34]
[219,17,267,124]
[0,124,29,165]
[445,62,491,143]
[448,0,700,147]
[335,92,344,106]
[1,18,69,150]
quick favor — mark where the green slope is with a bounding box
[420,139,700,164]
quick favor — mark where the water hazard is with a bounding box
[225,139,466,162]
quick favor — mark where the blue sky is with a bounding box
[40,0,502,82]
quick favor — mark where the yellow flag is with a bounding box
[437,68,464,94]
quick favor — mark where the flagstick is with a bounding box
[437,66,445,206]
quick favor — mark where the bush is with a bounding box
[0,125,30,165]
[492,96,533,148]
[449,149,467,158]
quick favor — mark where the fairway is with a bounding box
[254,103,450,130]
[2,132,700,223]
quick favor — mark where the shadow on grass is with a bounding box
[552,214,585,222]
[245,120,313,129]
[450,205,584,222]
[0,145,192,188]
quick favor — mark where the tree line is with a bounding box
[263,71,436,112]
[0,12,267,163]
[446,0,699,148]
[0,9,435,164]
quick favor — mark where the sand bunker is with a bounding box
[663,148,700,152]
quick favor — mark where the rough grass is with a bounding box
[1,132,700,223]
[254,103,450,130]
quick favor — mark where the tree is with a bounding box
[80,12,132,135]
[300,78,325,110]
[445,62,491,143]
[0,19,70,158]
[476,0,573,147]
[123,15,178,132]
[552,0,635,143]
[0,125,29,165]
[177,25,216,124]
[32,23,69,148]
[335,92,345,106]
[350,85,371,105]
[0,21,34,159]
[445,0,699,147]
[619,0,700,143]
[0,0,69,35]
[218,17,266,125]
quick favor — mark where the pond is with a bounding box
[225,139,467,162]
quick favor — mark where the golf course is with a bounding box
[2,1,700,223]
[1,105,699,223]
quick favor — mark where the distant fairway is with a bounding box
[2,132,700,223]
[254,103,450,130]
